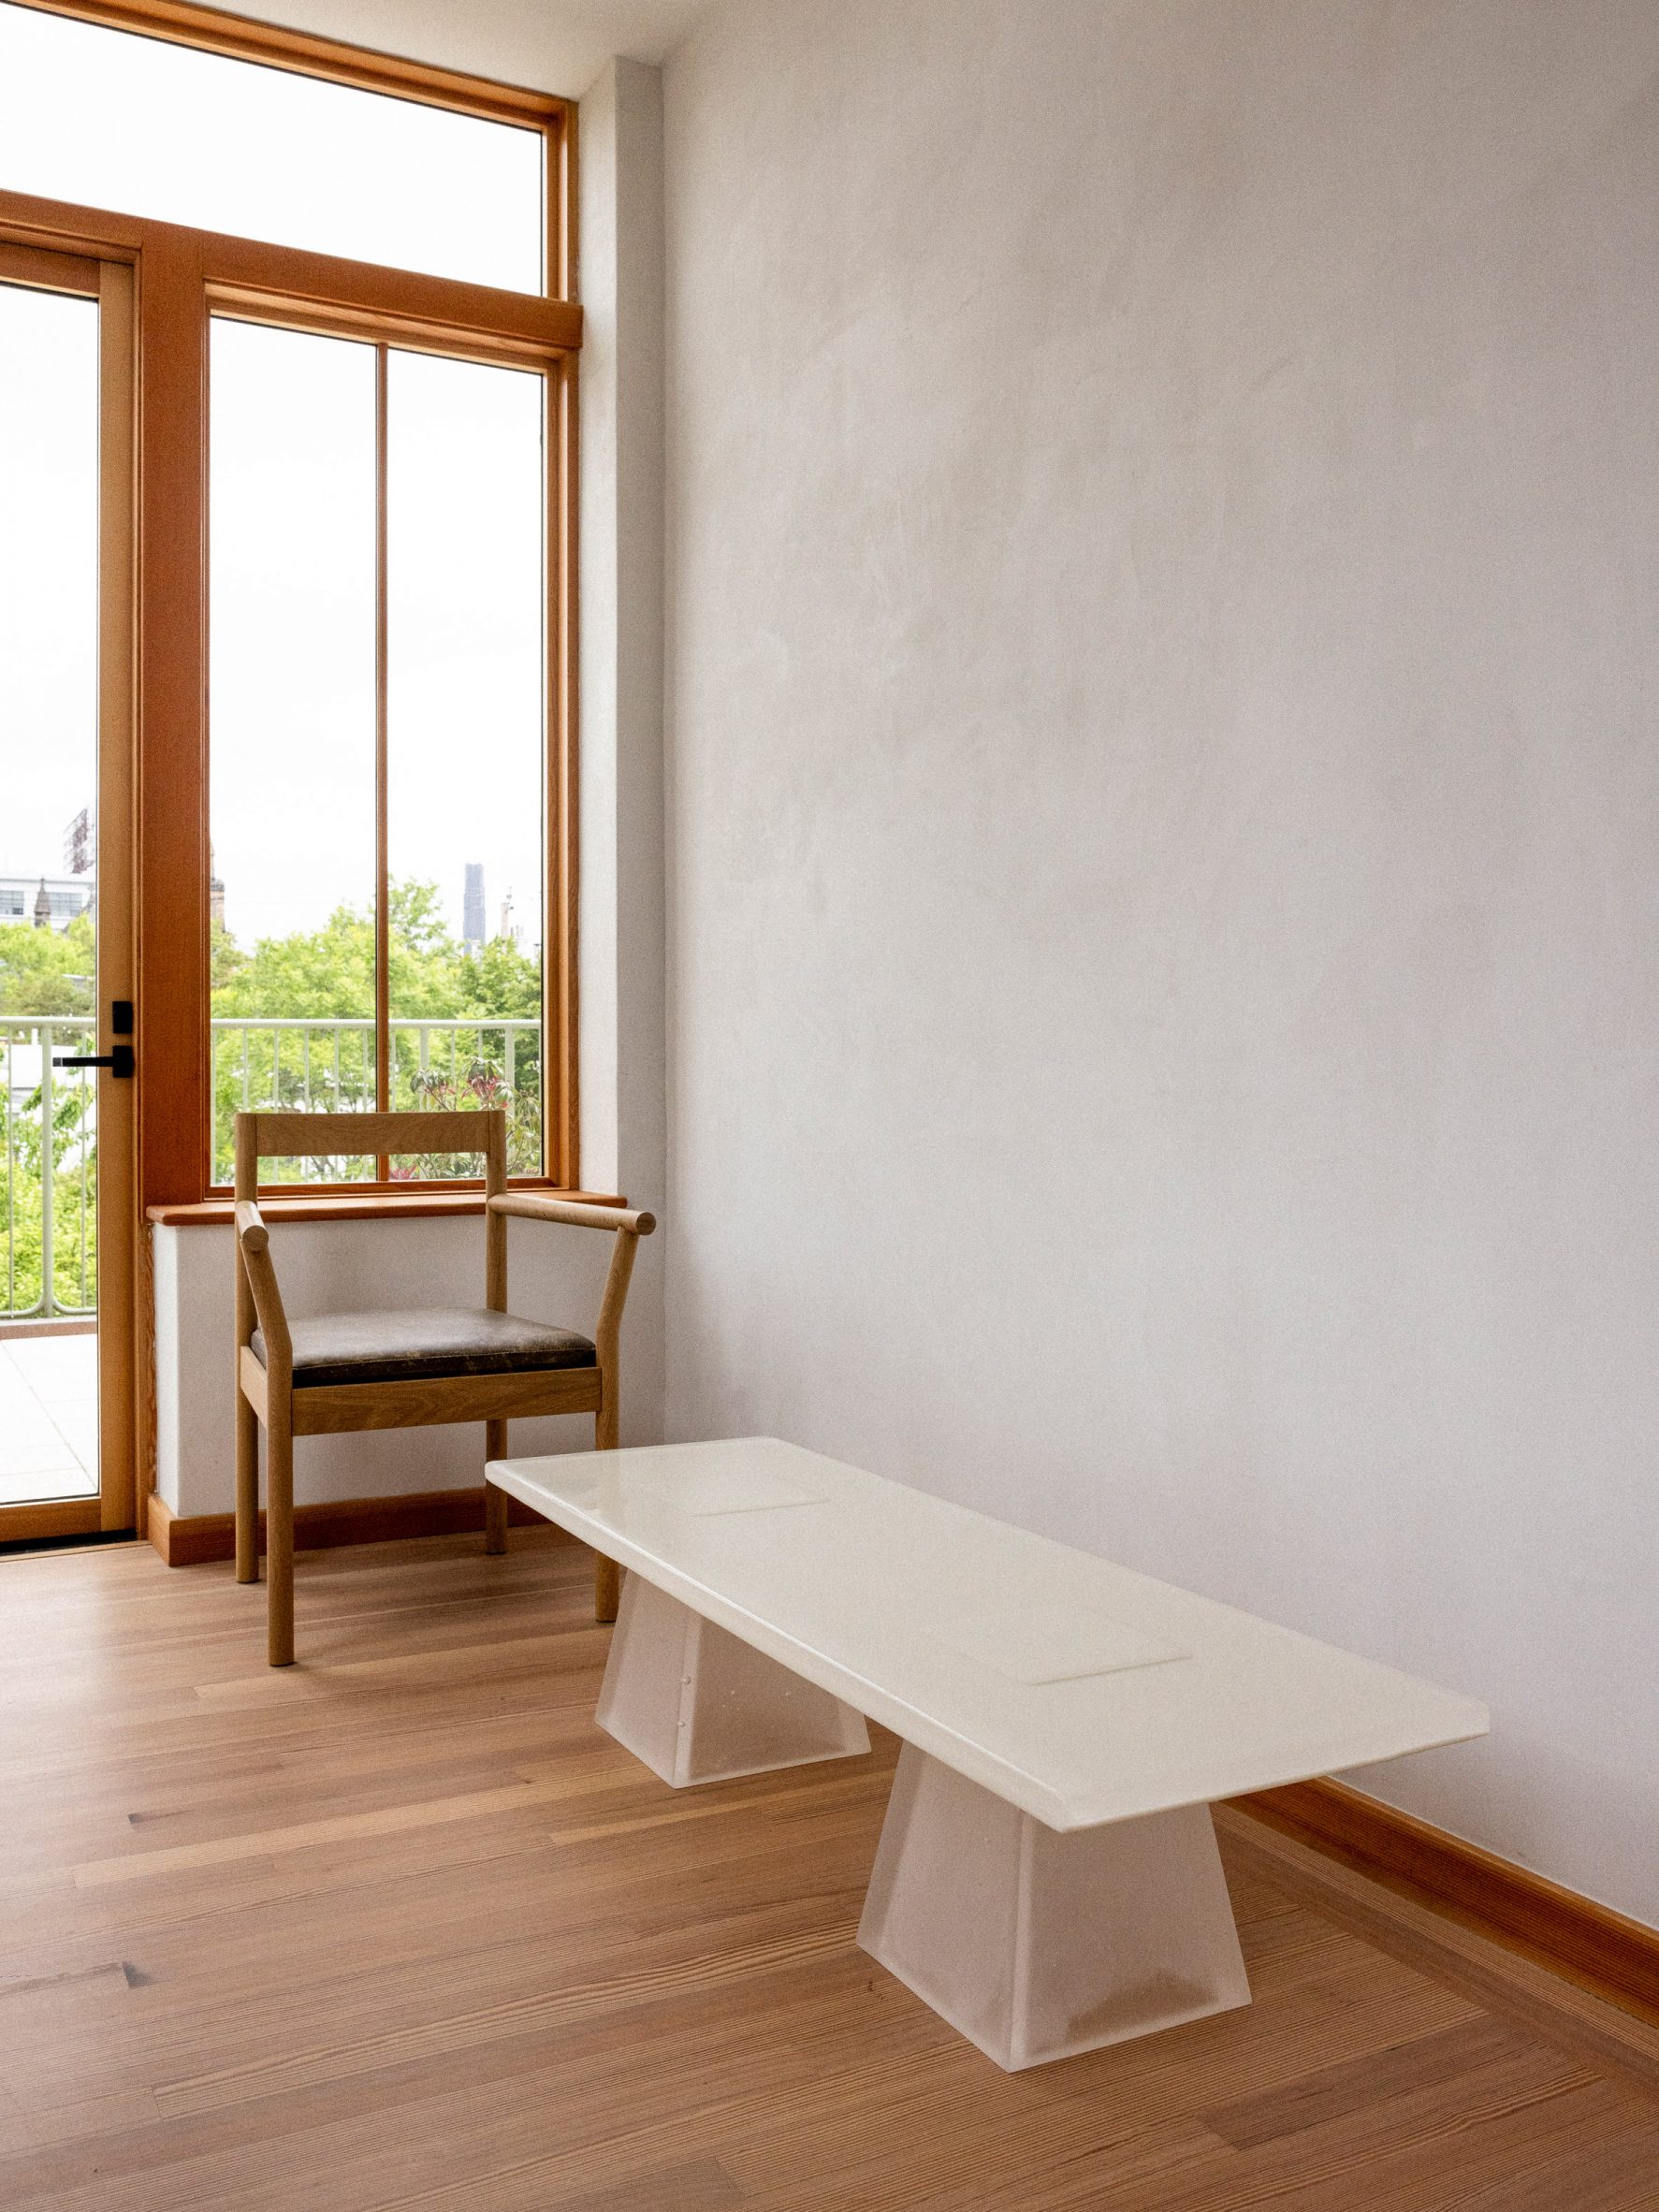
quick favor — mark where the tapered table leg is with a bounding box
[858,1744,1251,2070]
[596,1575,869,1787]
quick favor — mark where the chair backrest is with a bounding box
[233,1110,508,1201]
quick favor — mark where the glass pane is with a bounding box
[0,3,543,294]
[209,319,377,1184]
[0,278,100,1496]
[386,350,546,1180]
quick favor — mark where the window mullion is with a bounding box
[373,340,389,1174]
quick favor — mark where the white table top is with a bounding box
[489,1437,1489,1831]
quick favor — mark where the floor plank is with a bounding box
[2,1532,1656,2210]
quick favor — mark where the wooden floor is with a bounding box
[2,1535,1658,2212]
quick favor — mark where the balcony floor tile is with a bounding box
[0,1334,97,1505]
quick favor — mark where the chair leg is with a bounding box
[235,1392,259,1585]
[593,1395,620,1624]
[267,1412,295,1667]
[484,1419,509,1554]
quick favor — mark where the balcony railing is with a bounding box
[212,1016,544,1183]
[1,1017,97,1321]
[1,1016,543,1319]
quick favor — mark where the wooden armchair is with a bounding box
[233,1109,656,1666]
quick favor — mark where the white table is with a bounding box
[488,1437,1488,2070]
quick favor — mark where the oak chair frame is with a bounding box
[234,1109,654,1665]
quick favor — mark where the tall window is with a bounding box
[0,0,578,1201]
[209,324,548,1184]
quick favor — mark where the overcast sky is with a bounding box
[210,320,546,957]
[0,284,97,893]
[0,1,548,962]
[0,3,541,289]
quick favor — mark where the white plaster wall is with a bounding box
[154,1215,613,1517]
[579,56,669,1445]
[236,0,710,99]
[662,0,1659,1924]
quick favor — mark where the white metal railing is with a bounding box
[1,1014,545,1317]
[1,1017,97,1321]
[211,1015,544,1182]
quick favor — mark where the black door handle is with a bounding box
[54,1045,135,1077]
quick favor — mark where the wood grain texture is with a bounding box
[1214,1809,1659,2105]
[0,236,100,289]
[234,1343,268,1423]
[548,345,580,1188]
[95,253,140,1536]
[0,1533,1654,2210]
[147,1190,628,1226]
[0,1496,103,1547]
[131,223,206,1210]
[146,1487,572,1566]
[17,0,572,124]
[488,1194,655,1236]
[234,1111,622,1660]
[373,342,391,1169]
[0,1318,103,1340]
[246,1110,510,1161]
[1239,1778,1659,2028]
[289,1364,602,1435]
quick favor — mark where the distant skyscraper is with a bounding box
[463,863,485,949]
[64,807,94,877]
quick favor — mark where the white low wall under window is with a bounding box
[153,1213,618,1519]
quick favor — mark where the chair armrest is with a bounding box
[234,1198,269,1252]
[488,1193,656,1237]
[484,1194,655,1391]
[234,1198,292,1371]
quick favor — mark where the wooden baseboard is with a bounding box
[145,1487,571,1567]
[1237,1777,1659,2028]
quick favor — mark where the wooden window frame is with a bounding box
[0,0,583,1214]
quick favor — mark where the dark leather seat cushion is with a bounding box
[250,1306,596,1389]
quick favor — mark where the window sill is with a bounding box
[146,1188,627,1228]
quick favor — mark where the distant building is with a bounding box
[64,807,94,877]
[498,889,516,947]
[210,846,226,930]
[463,863,485,950]
[0,873,94,931]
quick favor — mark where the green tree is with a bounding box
[465,931,542,1021]
[210,901,377,1021]
[208,880,545,1179]
[0,911,96,1016]
[210,880,543,1024]
[0,913,97,1314]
